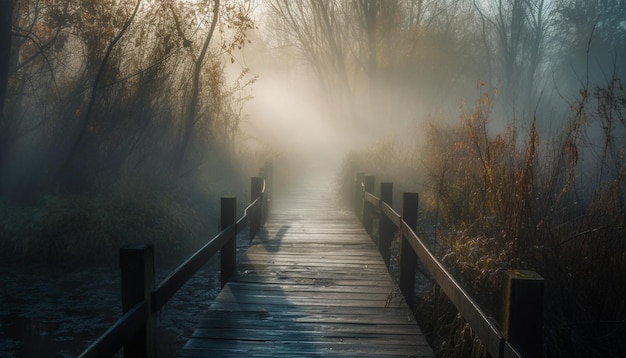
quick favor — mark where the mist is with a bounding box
[241,64,349,171]
[1,0,625,356]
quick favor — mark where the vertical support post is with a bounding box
[250,176,264,242]
[120,244,155,358]
[354,172,365,215]
[399,192,419,307]
[347,162,358,202]
[362,175,375,235]
[259,163,273,223]
[501,270,544,357]
[264,161,274,207]
[259,167,268,224]
[220,196,237,288]
[379,182,394,267]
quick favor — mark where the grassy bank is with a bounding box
[0,170,247,265]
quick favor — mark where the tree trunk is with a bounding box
[173,0,220,175]
[0,0,14,199]
[54,0,141,192]
[0,0,11,117]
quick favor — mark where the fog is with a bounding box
[1,1,626,357]
[233,0,626,186]
[241,66,349,170]
[2,0,624,198]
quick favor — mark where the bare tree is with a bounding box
[0,0,11,118]
[172,0,220,174]
[266,0,484,128]
[473,0,554,113]
[266,0,358,122]
[55,0,142,191]
[0,0,14,196]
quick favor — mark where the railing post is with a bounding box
[354,172,365,216]
[259,165,271,224]
[379,182,394,267]
[501,270,544,357]
[259,167,267,224]
[250,176,264,241]
[399,192,419,307]
[362,175,375,235]
[119,244,155,358]
[347,162,358,202]
[220,196,237,288]
[264,161,274,207]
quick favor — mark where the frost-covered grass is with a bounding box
[0,173,237,263]
[341,80,626,357]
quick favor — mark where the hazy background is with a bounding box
[0,0,625,357]
[237,0,626,173]
[1,0,625,197]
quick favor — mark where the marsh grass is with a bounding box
[0,171,242,264]
[341,78,626,357]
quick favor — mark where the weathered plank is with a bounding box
[178,171,434,357]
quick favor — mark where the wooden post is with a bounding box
[399,192,419,307]
[354,172,365,215]
[346,162,357,204]
[220,196,237,288]
[264,161,274,206]
[501,270,544,357]
[379,182,394,267]
[259,164,273,223]
[259,167,268,224]
[362,175,375,235]
[250,176,264,241]
[119,244,155,358]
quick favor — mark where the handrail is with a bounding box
[355,175,543,358]
[363,191,378,207]
[152,192,265,312]
[381,202,401,227]
[79,164,273,358]
[365,190,507,357]
[79,301,149,358]
[236,190,263,233]
[152,224,237,312]
[399,220,504,356]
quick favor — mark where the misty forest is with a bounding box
[1,0,625,357]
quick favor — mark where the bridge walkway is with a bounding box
[178,172,434,357]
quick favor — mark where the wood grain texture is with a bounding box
[178,171,434,357]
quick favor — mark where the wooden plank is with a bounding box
[178,172,434,357]
[232,275,394,286]
[224,282,393,294]
[200,305,418,324]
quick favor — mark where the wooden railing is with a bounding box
[78,163,273,358]
[353,173,544,358]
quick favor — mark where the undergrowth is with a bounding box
[341,78,626,357]
[0,172,243,264]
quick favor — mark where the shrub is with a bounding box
[0,173,229,264]
[341,77,626,356]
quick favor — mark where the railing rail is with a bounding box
[79,163,273,358]
[353,173,544,358]
[79,301,150,358]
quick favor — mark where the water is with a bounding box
[0,256,224,357]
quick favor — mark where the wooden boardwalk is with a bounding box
[178,172,434,357]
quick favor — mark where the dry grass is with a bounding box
[0,171,245,264]
[341,78,626,357]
